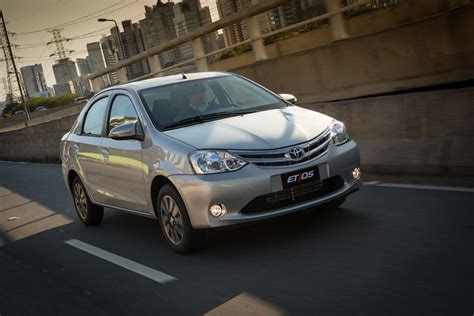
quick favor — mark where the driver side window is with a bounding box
[108,95,140,133]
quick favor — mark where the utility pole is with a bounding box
[0,10,30,121]
[47,29,80,95]
[47,29,70,59]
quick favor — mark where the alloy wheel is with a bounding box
[74,182,88,219]
[160,195,184,245]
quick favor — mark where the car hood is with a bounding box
[164,106,334,150]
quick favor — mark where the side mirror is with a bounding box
[109,121,143,141]
[279,93,297,104]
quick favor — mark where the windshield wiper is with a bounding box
[163,110,259,130]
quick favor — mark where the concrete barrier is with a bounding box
[302,86,474,176]
[213,5,474,103]
[0,114,78,163]
[0,87,472,176]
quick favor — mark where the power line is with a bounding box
[9,0,138,36]
[0,10,30,120]
[11,11,146,51]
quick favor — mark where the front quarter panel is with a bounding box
[140,125,196,217]
[142,131,195,177]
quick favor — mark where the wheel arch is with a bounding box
[66,169,98,205]
[67,169,80,192]
[150,175,178,217]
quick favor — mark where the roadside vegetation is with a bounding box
[217,20,328,61]
[1,94,79,118]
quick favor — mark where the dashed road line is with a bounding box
[364,182,474,193]
[65,239,176,284]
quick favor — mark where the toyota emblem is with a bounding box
[288,146,305,160]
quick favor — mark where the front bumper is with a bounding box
[169,140,361,229]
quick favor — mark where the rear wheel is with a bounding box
[72,176,104,225]
[157,185,201,253]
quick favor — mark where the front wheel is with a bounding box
[72,176,104,226]
[157,185,201,254]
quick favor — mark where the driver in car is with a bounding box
[178,83,218,119]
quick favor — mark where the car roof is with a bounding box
[104,71,231,92]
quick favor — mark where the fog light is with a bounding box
[209,204,226,217]
[352,167,361,180]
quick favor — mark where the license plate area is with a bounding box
[281,166,320,189]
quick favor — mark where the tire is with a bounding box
[322,196,347,209]
[157,185,201,254]
[72,176,104,226]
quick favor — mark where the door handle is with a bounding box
[101,148,110,162]
[71,144,79,154]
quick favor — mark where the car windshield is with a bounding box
[138,75,286,130]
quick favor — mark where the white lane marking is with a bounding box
[363,182,474,193]
[65,239,176,284]
[364,181,381,185]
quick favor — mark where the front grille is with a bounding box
[241,176,344,214]
[231,128,331,167]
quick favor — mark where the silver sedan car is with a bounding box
[61,72,361,253]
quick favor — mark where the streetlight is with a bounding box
[98,18,125,61]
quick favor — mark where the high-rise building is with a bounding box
[76,58,91,78]
[217,0,249,47]
[76,58,92,94]
[19,64,50,99]
[173,1,200,61]
[86,42,106,73]
[299,0,327,20]
[269,1,304,30]
[120,20,149,79]
[52,58,83,96]
[139,1,180,68]
[86,42,110,87]
[100,35,120,85]
[200,5,221,51]
[268,0,328,30]
[217,0,278,45]
[345,0,398,8]
[139,0,218,68]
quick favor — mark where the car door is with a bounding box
[98,92,148,213]
[73,95,110,204]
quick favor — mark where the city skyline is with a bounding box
[0,0,219,100]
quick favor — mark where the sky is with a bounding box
[0,0,219,100]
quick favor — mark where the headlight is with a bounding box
[189,150,247,174]
[330,120,350,146]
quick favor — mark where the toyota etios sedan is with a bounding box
[61,72,361,253]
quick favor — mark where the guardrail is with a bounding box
[88,0,371,91]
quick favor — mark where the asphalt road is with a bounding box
[0,162,473,315]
